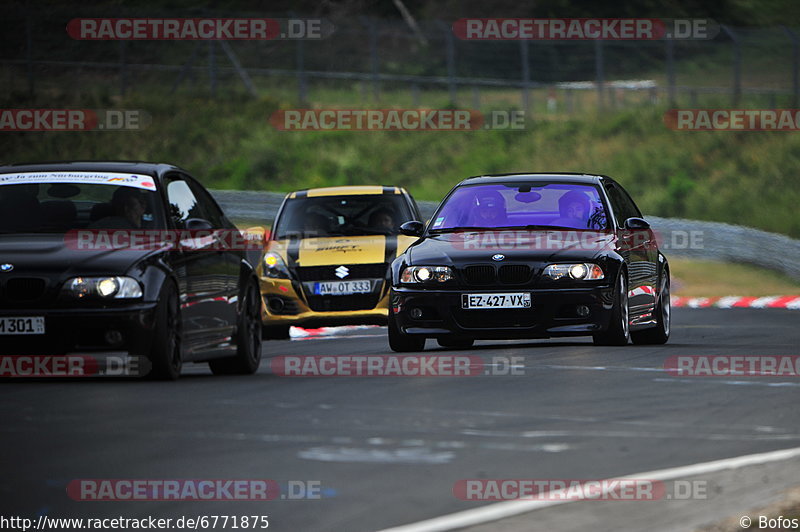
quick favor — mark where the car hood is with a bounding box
[0,233,161,278]
[406,230,615,265]
[271,235,418,266]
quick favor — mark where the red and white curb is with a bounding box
[290,325,381,338]
[671,295,800,309]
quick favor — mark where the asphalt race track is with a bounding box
[1,308,799,531]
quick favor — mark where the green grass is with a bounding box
[3,70,800,238]
[670,258,800,297]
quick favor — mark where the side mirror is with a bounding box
[185,218,214,231]
[624,217,650,230]
[399,220,424,237]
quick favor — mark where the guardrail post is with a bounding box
[666,38,676,106]
[782,26,799,107]
[520,39,531,115]
[412,83,420,106]
[472,87,480,110]
[721,25,741,106]
[208,41,217,98]
[119,41,127,97]
[437,20,457,105]
[296,38,307,104]
[595,39,605,108]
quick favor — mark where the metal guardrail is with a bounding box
[211,189,800,281]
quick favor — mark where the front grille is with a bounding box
[295,263,388,282]
[305,294,380,312]
[453,308,537,329]
[463,265,496,285]
[498,265,531,284]
[4,278,47,302]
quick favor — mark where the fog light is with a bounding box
[576,305,590,317]
[410,307,423,319]
[104,330,123,346]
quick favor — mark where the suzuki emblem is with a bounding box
[335,265,350,278]
[491,254,505,262]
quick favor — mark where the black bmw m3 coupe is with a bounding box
[389,173,670,351]
[0,161,262,379]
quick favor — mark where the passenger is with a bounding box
[368,208,396,232]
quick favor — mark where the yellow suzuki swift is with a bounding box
[259,186,421,338]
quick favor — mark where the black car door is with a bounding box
[185,176,243,331]
[163,173,236,358]
[605,182,658,313]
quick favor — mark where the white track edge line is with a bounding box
[375,445,800,532]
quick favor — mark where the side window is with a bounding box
[165,176,205,228]
[187,179,226,228]
[616,184,643,219]
[605,183,641,228]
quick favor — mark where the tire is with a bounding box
[631,273,671,345]
[149,282,183,380]
[209,280,263,375]
[437,337,474,349]
[388,312,425,352]
[593,270,630,346]
[262,325,291,340]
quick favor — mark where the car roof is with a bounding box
[0,161,182,178]
[287,185,406,198]
[458,173,609,186]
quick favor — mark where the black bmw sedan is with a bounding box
[0,162,262,379]
[388,173,670,351]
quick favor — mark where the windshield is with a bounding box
[0,174,165,233]
[429,183,608,232]
[273,194,414,239]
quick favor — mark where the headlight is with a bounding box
[264,252,291,279]
[400,266,454,283]
[63,276,143,299]
[543,263,604,280]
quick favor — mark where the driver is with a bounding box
[303,213,329,235]
[472,189,508,226]
[550,190,591,228]
[90,186,146,229]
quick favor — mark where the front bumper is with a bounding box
[391,285,615,339]
[260,277,389,328]
[0,303,159,356]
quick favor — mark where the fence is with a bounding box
[210,190,800,281]
[2,8,800,110]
